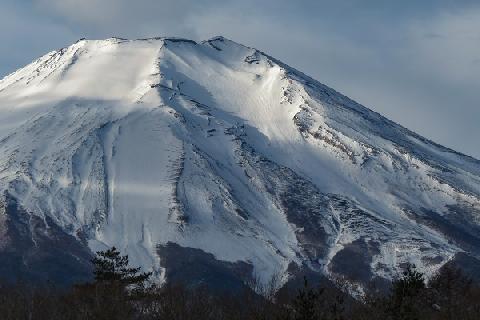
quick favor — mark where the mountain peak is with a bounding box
[0,35,479,288]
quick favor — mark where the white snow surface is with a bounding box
[0,36,479,286]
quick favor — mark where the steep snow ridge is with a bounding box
[0,36,479,287]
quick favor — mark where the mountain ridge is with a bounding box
[0,36,479,289]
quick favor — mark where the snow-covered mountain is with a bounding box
[0,36,479,288]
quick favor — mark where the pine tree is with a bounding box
[292,277,321,320]
[91,246,152,290]
[393,264,425,300]
[388,264,426,320]
[428,266,474,320]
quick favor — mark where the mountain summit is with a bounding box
[0,36,479,288]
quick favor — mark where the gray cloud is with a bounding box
[1,0,480,158]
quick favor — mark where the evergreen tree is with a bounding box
[388,264,426,320]
[428,266,474,320]
[292,277,321,320]
[393,264,425,299]
[91,246,152,290]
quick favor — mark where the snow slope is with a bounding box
[0,36,479,287]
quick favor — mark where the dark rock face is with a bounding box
[405,207,480,255]
[0,193,92,286]
[157,242,253,293]
[443,253,480,283]
[329,239,378,283]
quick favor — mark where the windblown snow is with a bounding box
[0,37,479,287]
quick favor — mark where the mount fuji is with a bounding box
[0,36,479,289]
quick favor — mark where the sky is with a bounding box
[1,0,479,158]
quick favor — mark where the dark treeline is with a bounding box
[0,247,479,320]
